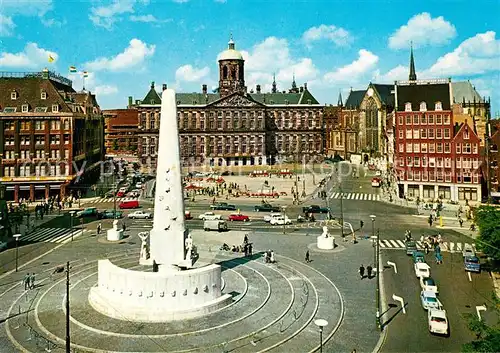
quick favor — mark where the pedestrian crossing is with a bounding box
[19,228,84,244]
[330,192,381,201]
[85,197,138,204]
[377,239,477,253]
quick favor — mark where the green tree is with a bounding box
[473,206,500,261]
[462,313,500,352]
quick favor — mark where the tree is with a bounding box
[473,206,500,261]
[462,313,500,352]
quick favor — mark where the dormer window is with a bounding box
[52,104,59,113]
[419,102,427,112]
[22,104,29,113]
[405,102,412,112]
[307,99,312,105]
[11,91,17,100]
[41,91,47,100]
[435,101,442,111]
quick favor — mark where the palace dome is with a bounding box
[218,38,244,61]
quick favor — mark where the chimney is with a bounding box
[128,96,133,107]
[202,84,207,94]
[299,86,304,93]
[162,84,167,91]
[256,84,261,93]
[304,83,308,90]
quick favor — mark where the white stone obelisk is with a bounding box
[149,89,191,269]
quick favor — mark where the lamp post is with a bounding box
[13,233,21,272]
[370,214,380,330]
[282,206,287,235]
[314,318,328,353]
[69,211,76,242]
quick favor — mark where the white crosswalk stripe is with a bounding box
[19,228,83,244]
[378,239,476,253]
[85,197,138,204]
[330,192,380,201]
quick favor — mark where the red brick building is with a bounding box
[103,108,139,160]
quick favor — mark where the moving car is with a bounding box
[184,211,193,220]
[127,210,152,219]
[371,177,382,187]
[118,200,140,209]
[228,214,250,222]
[254,203,281,212]
[99,210,123,219]
[462,243,475,258]
[302,205,330,214]
[420,277,438,294]
[428,308,448,335]
[264,213,283,222]
[210,202,237,211]
[76,207,98,218]
[198,212,222,221]
[464,256,481,273]
[414,262,431,278]
[116,191,125,197]
[405,240,417,255]
[270,216,292,225]
[420,290,442,311]
[412,251,425,264]
[203,220,228,232]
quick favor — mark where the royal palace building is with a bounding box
[0,70,104,202]
[134,38,324,170]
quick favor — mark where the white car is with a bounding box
[198,212,222,221]
[420,290,443,311]
[264,213,283,222]
[428,308,448,335]
[375,170,382,176]
[462,243,475,258]
[127,210,152,219]
[414,262,431,278]
[420,277,438,294]
[136,182,143,189]
[270,216,292,225]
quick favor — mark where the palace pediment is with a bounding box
[208,93,264,108]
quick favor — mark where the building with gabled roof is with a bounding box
[0,69,104,202]
[132,37,324,170]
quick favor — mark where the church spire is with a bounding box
[338,90,343,107]
[272,73,277,93]
[291,72,297,89]
[409,41,417,81]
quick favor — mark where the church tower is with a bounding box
[218,35,246,97]
[409,43,417,81]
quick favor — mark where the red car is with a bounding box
[228,213,250,222]
[184,211,193,220]
[116,191,125,197]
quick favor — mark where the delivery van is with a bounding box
[118,200,140,209]
[203,220,228,232]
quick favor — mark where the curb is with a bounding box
[373,252,389,353]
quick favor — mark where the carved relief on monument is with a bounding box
[212,94,260,108]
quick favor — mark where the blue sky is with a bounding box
[1,0,499,114]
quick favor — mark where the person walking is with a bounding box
[23,273,30,290]
[359,265,365,279]
[459,218,463,228]
[29,273,35,290]
[367,265,373,278]
[305,250,310,263]
[97,222,102,235]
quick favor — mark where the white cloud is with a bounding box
[40,17,65,28]
[324,49,379,83]
[85,39,155,71]
[129,14,171,23]
[302,24,352,46]
[0,15,15,36]
[214,0,227,3]
[94,85,119,95]
[426,31,500,76]
[89,0,149,29]
[389,13,456,49]
[1,0,53,17]
[372,65,409,82]
[0,42,58,68]
[175,65,210,82]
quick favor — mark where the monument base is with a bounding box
[89,259,232,322]
[317,236,335,250]
[107,229,123,241]
[139,257,153,266]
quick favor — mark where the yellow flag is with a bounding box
[48,55,55,63]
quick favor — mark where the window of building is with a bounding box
[65,149,70,159]
[436,115,442,124]
[428,129,434,139]
[444,143,450,153]
[435,102,442,111]
[21,104,29,112]
[62,120,69,130]
[414,143,420,153]
[414,170,421,181]
[473,158,479,169]
[398,116,403,125]
[445,158,451,168]
[413,115,419,124]
[456,144,461,154]
[405,103,412,112]
[217,118,222,129]
[20,121,30,130]
[428,114,434,124]
[64,135,70,145]
[463,143,471,153]
[421,128,427,138]
[50,121,61,130]
[464,129,469,139]
[444,128,450,138]
[437,143,443,153]
[420,102,427,112]
[10,91,17,100]
[413,129,420,139]
[437,170,443,182]
[421,143,427,153]
[437,157,443,167]
[463,172,472,183]
[429,157,436,167]
[421,114,427,124]
[406,130,412,139]
[414,156,420,166]
[407,170,413,181]
[41,91,47,100]
[443,115,450,124]
[406,115,411,125]
[429,170,435,181]
[422,171,428,181]
[399,130,404,139]
[422,156,428,167]
[399,143,404,152]
[445,172,451,182]
[52,104,59,112]
[473,144,478,154]
[35,136,45,145]
[429,143,435,153]
[50,135,60,145]
[406,143,412,153]
[436,128,442,139]
[35,121,45,130]
[456,157,462,168]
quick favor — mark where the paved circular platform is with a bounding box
[6,249,344,353]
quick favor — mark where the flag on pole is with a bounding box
[83,71,89,78]
[69,66,77,73]
[48,55,55,63]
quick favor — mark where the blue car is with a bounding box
[464,256,481,273]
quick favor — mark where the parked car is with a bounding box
[371,177,382,187]
[462,243,475,258]
[0,241,8,252]
[128,210,152,219]
[255,203,281,212]
[428,308,448,335]
[228,213,250,222]
[185,211,193,220]
[99,210,123,219]
[420,290,442,311]
[302,205,330,214]
[203,220,228,232]
[464,256,481,273]
[414,262,431,278]
[412,251,425,264]
[76,207,98,218]
[420,277,438,294]
[118,200,140,209]
[270,216,292,225]
[210,202,237,211]
[198,212,222,221]
[405,240,417,255]
[264,213,283,222]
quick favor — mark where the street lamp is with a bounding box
[282,206,287,235]
[13,233,21,272]
[370,214,381,330]
[314,318,328,353]
[69,211,76,242]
